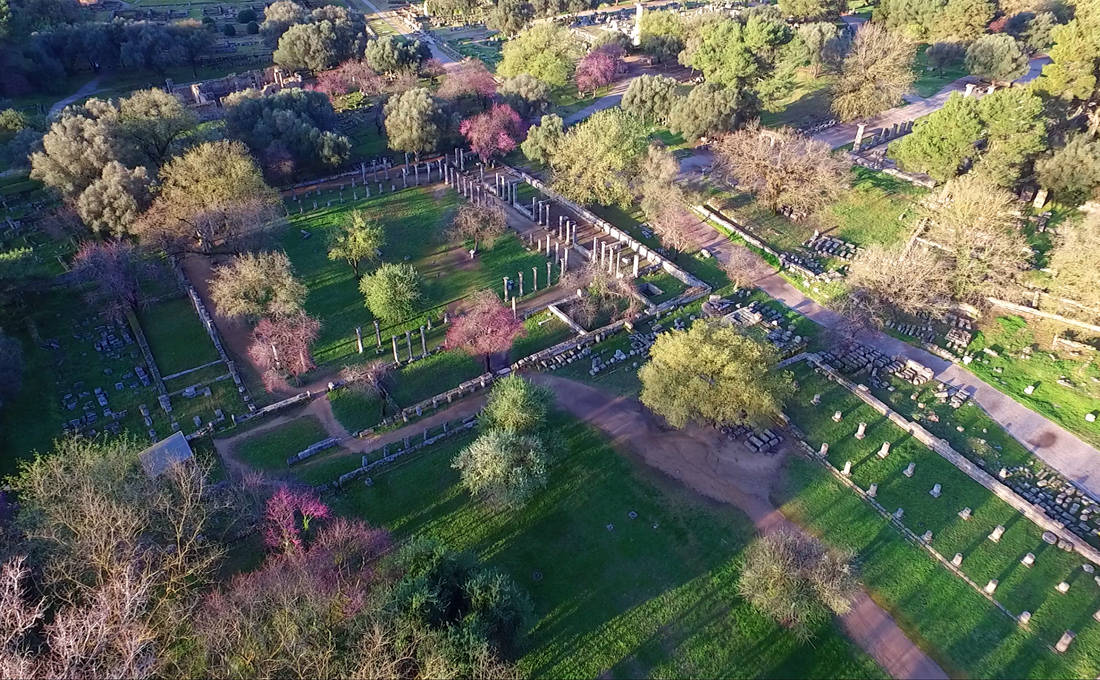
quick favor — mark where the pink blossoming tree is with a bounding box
[263,487,332,552]
[445,290,525,370]
[459,104,525,164]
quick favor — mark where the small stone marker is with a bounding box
[903,462,915,477]
[1055,631,1075,653]
[1024,384,1036,395]
[819,442,829,456]
[878,442,891,458]
[1018,611,1031,626]
[855,422,866,439]
[842,460,852,476]
[811,393,821,405]
[1093,610,1100,623]
[833,410,842,422]
[894,507,904,519]
[989,525,1006,542]
[998,467,1008,479]
[1084,564,1095,574]
[984,579,998,594]
[1087,412,1097,423]
[922,530,933,542]
[929,483,941,498]
[952,553,963,567]
[1056,581,1070,593]
[867,483,877,498]
[958,507,972,520]
[1021,553,1035,567]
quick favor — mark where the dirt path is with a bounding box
[529,374,948,680]
[214,391,490,480]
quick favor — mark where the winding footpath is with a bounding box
[529,375,948,680]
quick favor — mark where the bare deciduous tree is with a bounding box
[1048,212,1100,309]
[449,203,508,255]
[845,242,953,323]
[247,311,321,390]
[713,122,849,216]
[721,246,765,289]
[921,174,1030,302]
[831,24,916,121]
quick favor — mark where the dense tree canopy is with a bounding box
[383,88,443,156]
[225,88,350,180]
[487,0,533,36]
[1036,134,1100,204]
[965,34,1029,82]
[621,74,680,125]
[498,74,551,115]
[362,35,431,74]
[889,93,982,180]
[549,109,649,208]
[519,113,564,165]
[639,319,794,428]
[669,83,744,141]
[137,140,281,254]
[1037,0,1100,103]
[876,0,994,41]
[272,5,368,72]
[359,262,423,323]
[679,14,793,92]
[327,209,385,278]
[496,23,579,87]
[445,291,524,368]
[778,0,844,21]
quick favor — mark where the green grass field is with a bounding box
[759,73,836,128]
[783,363,1100,678]
[234,416,329,471]
[330,411,886,679]
[963,316,1100,449]
[138,297,220,376]
[710,167,925,253]
[912,45,968,99]
[282,185,550,367]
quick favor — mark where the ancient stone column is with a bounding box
[355,327,364,354]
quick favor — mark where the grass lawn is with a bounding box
[511,312,575,360]
[282,185,548,367]
[234,416,329,471]
[783,362,1100,678]
[782,457,1100,679]
[551,83,611,118]
[327,348,482,432]
[138,297,220,376]
[912,45,968,98]
[963,315,1100,449]
[827,167,926,246]
[759,72,836,128]
[331,411,886,679]
[709,166,925,253]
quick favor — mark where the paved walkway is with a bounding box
[48,76,102,116]
[812,56,1050,149]
[683,213,1100,500]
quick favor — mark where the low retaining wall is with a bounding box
[805,353,1100,568]
[693,204,782,261]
